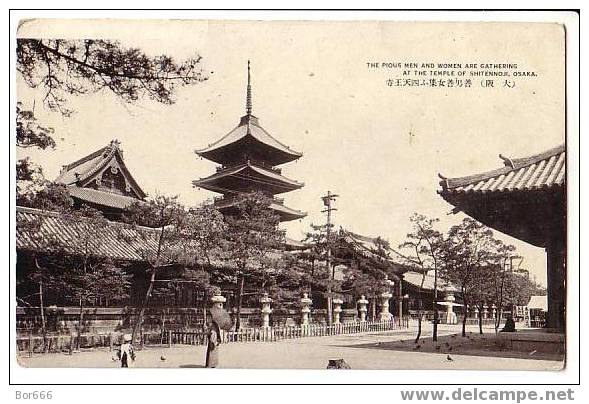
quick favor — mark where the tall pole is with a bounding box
[321,191,338,326]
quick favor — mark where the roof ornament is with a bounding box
[499,153,515,169]
[437,173,449,189]
[246,60,252,116]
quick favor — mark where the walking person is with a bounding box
[205,318,221,368]
[117,334,136,368]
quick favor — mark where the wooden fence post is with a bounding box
[28,333,33,358]
[69,331,74,355]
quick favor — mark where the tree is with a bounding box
[172,203,227,322]
[123,196,226,339]
[17,39,207,116]
[302,223,337,321]
[487,241,519,332]
[16,183,74,338]
[399,213,445,342]
[38,206,132,348]
[224,192,285,330]
[440,218,497,337]
[16,211,57,336]
[16,39,208,205]
[467,261,498,334]
[16,102,58,204]
[338,233,396,322]
[123,195,188,340]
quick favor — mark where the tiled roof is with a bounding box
[439,144,565,194]
[16,206,158,261]
[339,229,408,271]
[55,140,146,199]
[402,271,457,292]
[193,161,304,194]
[528,295,547,311]
[284,237,307,250]
[195,114,302,165]
[67,186,143,210]
[17,207,307,265]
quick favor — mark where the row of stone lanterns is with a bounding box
[209,291,396,326]
[436,289,501,324]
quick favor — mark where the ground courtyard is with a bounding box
[17,324,564,371]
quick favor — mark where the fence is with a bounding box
[163,318,408,346]
[18,318,409,354]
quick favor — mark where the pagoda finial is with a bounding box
[246,60,252,116]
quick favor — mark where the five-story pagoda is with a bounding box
[193,62,306,222]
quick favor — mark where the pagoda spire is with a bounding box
[246,60,252,116]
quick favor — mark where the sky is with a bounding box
[16,20,566,286]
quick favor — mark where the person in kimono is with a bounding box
[205,319,221,368]
[500,314,517,332]
[117,334,136,368]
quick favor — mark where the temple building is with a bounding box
[193,62,306,222]
[438,144,565,331]
[55,139,146,220]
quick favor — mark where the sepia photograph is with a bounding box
[11,13,577,382]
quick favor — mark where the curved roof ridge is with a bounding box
[511,144,565,169]
[60,144,110,173]
[340,228,408,262]
[250,119,303,157]
[55,140,146,199]
[76,144,118,183]
[194,121,243,154]
[195,115,302,159]
[440,144,565,190]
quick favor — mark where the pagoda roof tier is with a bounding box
[55,139,146,200]
[213,196,307,222]
[195,114,302,166]
[438,144,565,247]
[193,160,304,195]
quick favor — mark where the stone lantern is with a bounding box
[379,291,393,321]
[300,293,312,326]
[260,293,272,328]
[378,276,394,321]
[444,291,458,325]
[357,295,369,322]
[211,293,226,309]
[332,298,343,324]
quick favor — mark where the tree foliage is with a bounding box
[399,213,445,341]
[224,192,285,329]
[17,39,207,115]
[122,195,226,337]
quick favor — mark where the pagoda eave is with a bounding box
[192,162,304,195]
[196,136,302,167]
[214,198,306,222]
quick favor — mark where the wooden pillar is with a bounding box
[546,241,566,332]
[397,280,403,320]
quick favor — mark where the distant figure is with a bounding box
[117,334,135,368]
[501,314,516,332]
[327,359,351,369]
[205,318,221,368]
